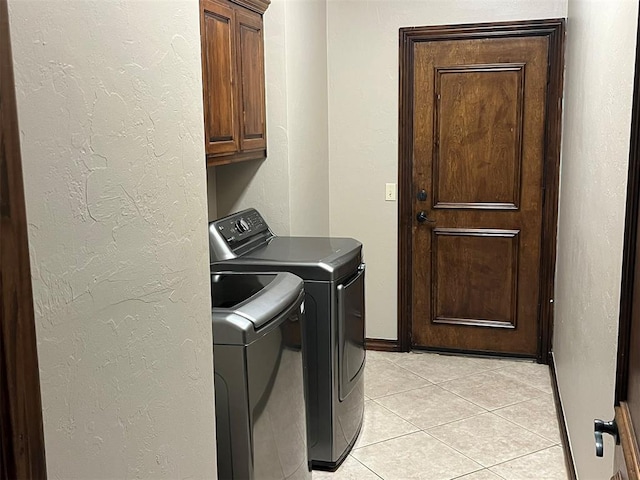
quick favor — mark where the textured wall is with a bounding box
[553,0,638,477]
[214,0,330,237]
[326,0,568,340]
[215,0,292,234]
[285,0,330,236]
[9,1,217,478]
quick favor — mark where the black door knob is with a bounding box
[417,189,428,201]
[594,418,619,457]
[416,211,435,224]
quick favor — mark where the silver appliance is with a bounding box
[211,271,311,480]
[209,209,365,470]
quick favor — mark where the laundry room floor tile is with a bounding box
[427,412,553,467]
[315,352,567,480]
[391,351,507,384]
[354,400,419,448]
[364,357,431,399]
[454,470,506,480]
[489,445,567,480]
[493,360,554,394]
[493,394,562,444]
[439,370,547,410]
[352,431,482,480]
[312,456,380,480]
[375,384,484,429]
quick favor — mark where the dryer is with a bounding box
[209,209,365,470]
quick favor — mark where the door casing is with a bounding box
[613,4,640,477]
[397,19,565,363]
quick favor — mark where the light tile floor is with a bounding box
[313,351,567,480]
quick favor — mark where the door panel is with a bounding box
[432,229,519,329]
[434,64,524,209]
[411,36,548,355]
[201,0,238,155]
[236,8,266,152]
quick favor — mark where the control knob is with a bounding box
[235,218,250,233]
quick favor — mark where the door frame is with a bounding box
[397,19,565,363]
[616,0,640,408]
[1,0,47,476]
[613,3,640,477]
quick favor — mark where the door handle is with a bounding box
[416,211,435,224]
[594,418,619,457]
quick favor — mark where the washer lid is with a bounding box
[212,236,362,281]
[212,271,304,345]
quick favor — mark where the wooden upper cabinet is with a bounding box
[200,0,269,166]
[236,9,266,153]
[201,1,238,156]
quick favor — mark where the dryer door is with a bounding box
[337,264,366,401]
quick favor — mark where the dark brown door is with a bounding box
[606,8,640,477]
[398,21,565,358]
[235,8,266,153]
[0,0,47,476]
[200,0,239,156]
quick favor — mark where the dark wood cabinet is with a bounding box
[200,0,268,166]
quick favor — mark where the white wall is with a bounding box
[215,0,292,234]
[326,0,568,339]
[9,1,217,478]
[215,0,330,236]
[553,1,638,477]
[285,0,330,236]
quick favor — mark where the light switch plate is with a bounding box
[385,183,396,201]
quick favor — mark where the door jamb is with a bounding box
[616,1,640,405]
[397,19,566,363]
[612,6,640,477]
[0,0,47,477]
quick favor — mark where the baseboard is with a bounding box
[549,352,578,480]
[364,338,399,352]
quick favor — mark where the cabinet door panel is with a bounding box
[236,9,266,152]
[201,0,238,155]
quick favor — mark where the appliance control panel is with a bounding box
[209,209,273,261]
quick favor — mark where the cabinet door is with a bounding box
[201,0,238,155]
[235,8,266,153]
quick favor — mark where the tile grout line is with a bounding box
[387,356,551,399]
[367,382,436,401]
[437,381,548,413]
[352,429,422,452]
[348,454,385,480]
[386,351,553,388]
[492,405,563,444]
[368,369,545,406]
[416,428,486,473]
[486,444,567,475]
[425,416,559,471]
[366,365,556,439]
[450,467,508,480]
[481,412,559,448]
[389,360,514,385]
[437,375,550,411]
[361,353,565,478]
[358,399,423,444]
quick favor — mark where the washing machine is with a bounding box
[211,271,311,480]
[209,208,366,470]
